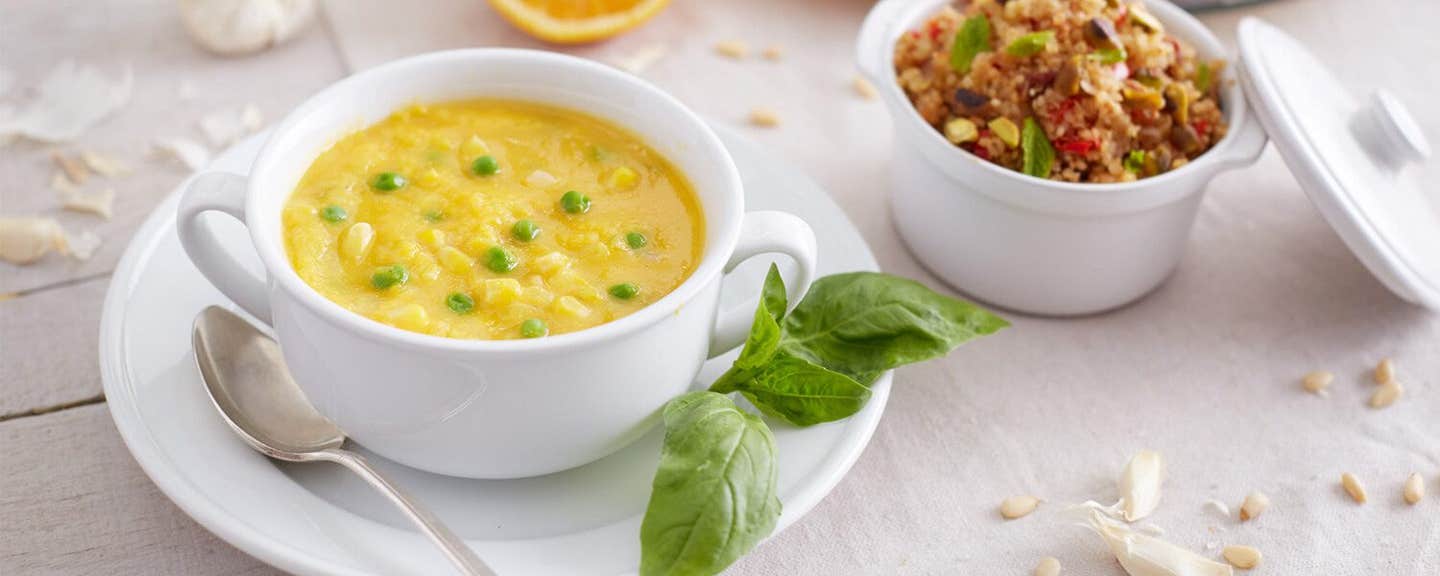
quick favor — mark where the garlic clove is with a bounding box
[1120,450,1165,522]
[1081,507,1234,576]
[0,217,69,264]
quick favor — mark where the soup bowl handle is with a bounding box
[708,211,818,357]
[178,172,273,325]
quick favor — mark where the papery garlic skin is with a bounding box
[1120,450,1165,522]
[178,0,317,56]
[1082,508,1233,576]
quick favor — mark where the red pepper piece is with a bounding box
[1050,96,1080,124]
[1054,138,1099,155]
[1115,3,1129,27]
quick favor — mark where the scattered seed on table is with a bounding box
[853,75,878,100]
[1404,473,1425,505]
[999,495,1041,519]
[1301,370,1333,395]
[762,45,783,61]
[715,40,749,59]
[748,107,781,128]
[1341,473,1367,504]
[1374,358,1396,385]
[1239,491,1269,521]
[1222,545,1262,569]
[1034,556,1061,576]
[1369,380,1403,409]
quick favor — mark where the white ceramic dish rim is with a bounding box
[859,0,1261,213]
[101,127,892,576]
[246,49,744,356]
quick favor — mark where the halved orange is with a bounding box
[487,0,672,44]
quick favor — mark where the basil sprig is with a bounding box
[710,265,1009,426]
[639,391,781,576]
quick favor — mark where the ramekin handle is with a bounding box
[178,172,272,325]
[708,211,818,358]
[1213,105,1270,171]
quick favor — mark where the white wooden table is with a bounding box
[3,1,1438,574]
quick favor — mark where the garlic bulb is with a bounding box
[1081,508,1233,576]
[1120,450,1165,522]
[178,0,317,56]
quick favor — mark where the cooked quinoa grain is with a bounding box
[894,0,1227,182]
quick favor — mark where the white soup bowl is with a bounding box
[177,49,818,479]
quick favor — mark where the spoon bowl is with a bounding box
[193,306,344,458]
[191,306,493,575]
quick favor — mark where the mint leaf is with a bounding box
[1005,30,1054,57]
[640,392,780,576]
[1021,117,1054,178]
[949,15,992,75]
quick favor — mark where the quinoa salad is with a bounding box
[894,0,1228,183]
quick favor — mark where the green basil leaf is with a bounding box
[949,15,992,75]
[778,272,1010,381]
[1021,117,1055,178]
[718,352,872,427]
[1005,30,1054,57]
[640,392,781,576]
[732,264,787,371]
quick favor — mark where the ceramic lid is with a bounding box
[1237,18,1440,311]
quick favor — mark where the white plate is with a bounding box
[99,124,890,576]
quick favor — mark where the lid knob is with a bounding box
[1353,90,1432,171]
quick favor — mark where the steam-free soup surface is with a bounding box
[282,100,704,339]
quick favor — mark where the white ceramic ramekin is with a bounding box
[177,49,818,479]
[858,0,1268,316]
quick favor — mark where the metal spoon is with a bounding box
[192,306,494,576]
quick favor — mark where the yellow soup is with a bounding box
[282,100,705,340]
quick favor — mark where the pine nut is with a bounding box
[762,45,783,61]
[715,40,749,59]
[747,108,781,128]
[1341,473,1367,504]
[1369,381,1403,409]
[1301,370,1333,394]
[1034,556,1061,576]
[1000,495,1041,519]
[1239,491,1269,521]
[1222,545,1262,569]
[1404,473,1425,505]
[1374,358,1396,385]
[853,75,879,100]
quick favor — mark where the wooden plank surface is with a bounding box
[0,275,109,418]
[0,404,282,575]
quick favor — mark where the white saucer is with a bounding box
[99,123,891,576]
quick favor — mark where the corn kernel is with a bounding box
[554,295,591,318]
[484,278,524,306]
[416,167,443,188]
[521,286,555,307]
[437,246,473,274]
[608,166,639,190]
[339,222,374,262]
[459,135,489,158]
[410,252,440,282]
[532,252,570,276]
[385,304,430,332]
[418,228,446,249]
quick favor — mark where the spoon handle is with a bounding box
[320,448,495,576]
